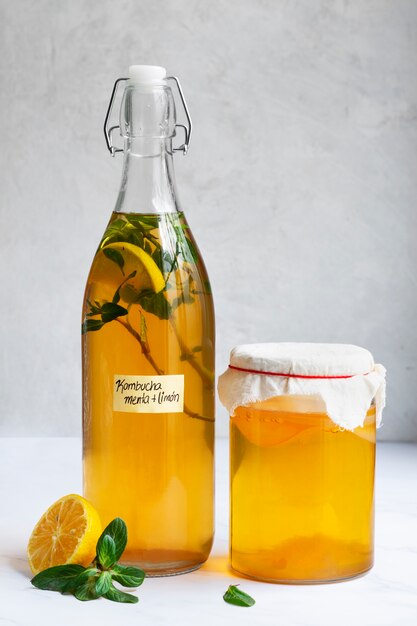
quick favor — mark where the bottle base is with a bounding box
[138,562,205,578]
[121,549,208,577]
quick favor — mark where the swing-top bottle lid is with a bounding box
[128,65,167,85]
[104,66,192,155]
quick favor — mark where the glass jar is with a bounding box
[230,395,376,583]
[218,342,386,584]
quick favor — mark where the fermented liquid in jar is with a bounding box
[82,66,215,576]
[219,343,386,583]
[230,396,376,582]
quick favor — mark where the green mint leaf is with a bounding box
[136,215,160,229]
[73,575,100,602]
[101,302,128,324]
[82,319,104,334]
[123,214,143,227]
[172,292,194,309]
[151,248,162,269]
[125,216,146,231]
[104,583,138,604]
[101,219,130,245]
[144,240,152,255]
[103,247,125,275]
[96,518,127,565]
[86,299,102,315]
[223,585,255,607]
[95,571,112,596]
[65,567,99,592]
[173,224,199,265]
[108,218,128,232]
[203,279,212,295]
[111,564,145,588]
[184,237,199,264]
[119,283,164,307]
[130,230,145,248]
[31,564,85,592]
[146,232,161,249]
[192,345,203,353]
[96,534,117,569]
[171,272,195,311]
[112,270,137,304]
[118,284,142,304]
[138,291,171,320]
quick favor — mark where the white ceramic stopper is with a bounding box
[128,65,167,84]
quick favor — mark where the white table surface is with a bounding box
[0,438,416,626]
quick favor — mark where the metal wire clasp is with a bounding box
[166,76,192,155]
[103,77,128,157]
[103,75,192,157]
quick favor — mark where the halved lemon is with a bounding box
[27,494,102,574]
[89,242,165,303]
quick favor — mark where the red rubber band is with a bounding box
[228,364,369,379]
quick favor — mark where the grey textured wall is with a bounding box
[1,0,416,439]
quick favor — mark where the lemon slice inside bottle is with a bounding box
[90,242,165,302]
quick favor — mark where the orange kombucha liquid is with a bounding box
[82,212,215,576]
[230,396,375,583]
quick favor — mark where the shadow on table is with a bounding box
[200,554,240,578]
[8,554,32,579]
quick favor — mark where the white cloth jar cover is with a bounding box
[218,343,386,430]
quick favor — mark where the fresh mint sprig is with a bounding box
[31,518,145,604]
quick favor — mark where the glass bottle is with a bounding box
[82,65,215,576]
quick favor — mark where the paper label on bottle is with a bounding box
[113,374,184,413]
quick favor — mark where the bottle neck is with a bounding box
[114,137,180,215]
